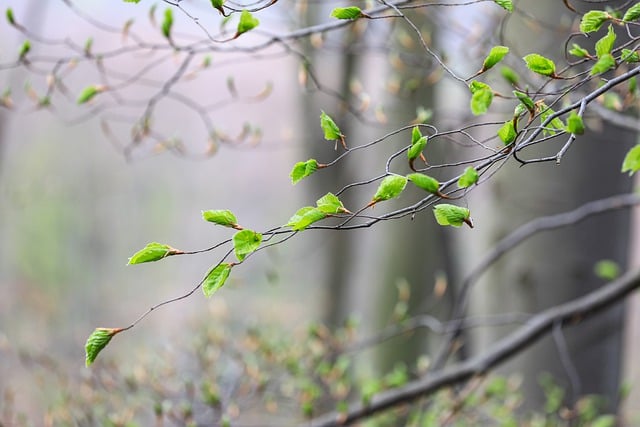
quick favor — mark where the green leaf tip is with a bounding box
[623,3,640,22]
[18,40,30,60]
[290,159,319,184]
[85,327,122,367]
[210,0,225,13]
[161,8,173,39]
[237,10,259,36]
[595,25,616,58]
[128,242,183,265]
[580,10,611,33]
[433,204,473,228]
[123,0,142,3]
[498,120,517,145]
[566,111,585,135]
[594,259,620,280]
[482,46,509,71]
[320,111,346,149]
[457,167,479,188]
[202,209,240,229]
[77,85,104,104]
[469,81,493,115]
[203,263,232,297]
[330,6,365,20]
[233,229,262,261]
[492,0,513,12]
[622,144,640,175]
[523,53,556,77]
[371,175,407,204]
[407,173,440,194]
[6,8,15,25]
[287,206,326,231]
[316,192,349,214]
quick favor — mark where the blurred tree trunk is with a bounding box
[466,0,633,409]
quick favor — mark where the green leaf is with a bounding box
[85,328,121,367]
[622,144,640,175]
[77,85,103,104]
[500,66,519,85]
[6,8,15,25]
[497,120,516,144]
[433,204,472,228]
[591,415,616,427]
[513,90,535,112]
[407,173,439,194]
[237,10,259,36]
[523,53,556,77]
[210,0,225,13]
[590,53,616,75]
[407,136,427,161]
[469,81,493,115]
[128,242,181,264]
[123,0,142,2]
[330,6,363,20]
[372,175,408,203]
[595,25,616,58]
[623,3,640,22]
[622,49,640,63]
[18,40,30,60]
[203,263,232,297]
[316,192,347,214]
[537,103,565,136]
[565,111,585,135]
[411,126,423,146]
[594,259,620,280]
[492,0,513,12]
[161,8,173,39]
[320,111,343,141]
[287,206,326,231]
[233,229,262,261]
[630,76,638,94]
[580,10,610,33]
[569,43,590,58]
[202,209,239,228]
[457,167,479,188]
[290,159,319,184]
[482,46,509,71]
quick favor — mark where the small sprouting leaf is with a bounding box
[501,66,519,85]
[18,40,30,60]
[457,167,479,188]
[210,0,225,14]
[233,229,262,261]
[497,120,516,144]
[290,159,319,184]
[128,242,182,264]
[622,49,640,63]
[320,111,343,141]
[566,111,585,135]
[623,3,640,22]
[538,102,565,136]
[330,6,363,20]
[77,85,103,104]
[590,53,616,75]
[85,328,122,367]
[594,260,620,280]
[408,136,428,161]
[433,204,472,228]
[482,46,509,71]
[237,10,259,36]
[316,192,347,214]
[411,126,423,145]
[580,10,610,33]
[372,175,408,203]
[523,53,556,77]
[595,25,616,58]
[513,90,535,112]
[569,43,590,58]
[622,144,640,175]
[203,263,232,297]
[492,0,513,12]
[161,8,173,39]
[202,209,240,228]
[287,206,326,231]
[469,81,493,115]
[6,8,15,25]
[407,173,440,194]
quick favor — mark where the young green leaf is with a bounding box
[569,44,590,58]
[290,159,319,184]
[623,3,640,22]
[492,0,513,12]
[523,53,556,77]
[233,229,262,261]
[210,0,225,14]
[622,49,640,63]
[202,209,240,229]
[482,46,509,71]
[407,136,428,161]
[501,66,519,85]
[595,25,616,58]
[330,6,363,20]
[203,263,232,297]
[433,204,473,228]
[371,175,408,203]
[316,192,348,214]
[513,90,535,112]
[287,206,327,231]
[236,10,259,36]
[580,10,610,33]
[128,242,182,264]
[18,40,30,60]
[566,111,585,135]
[6,8,15,25]
[161,8,173,39]
[469,81,493,115]
[77,85,104,104]
[622,144,640,175]
[590,53,616,75]
[498,120,517,145]
[407,173,440,194]
[320,111,344,144]
[594,259,620,280]
[537,102,565,136]
[85,327,122,367]
[457,167,479,188]
[411,126,423,146]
